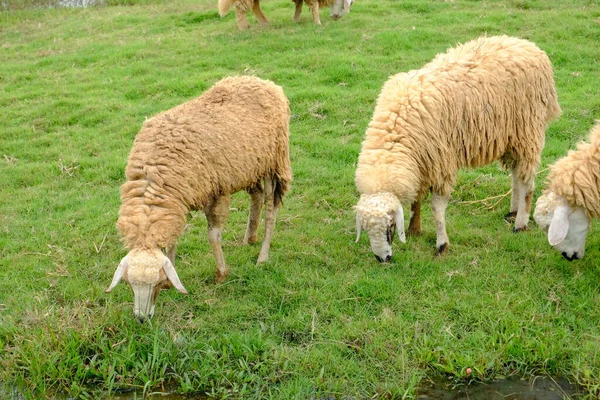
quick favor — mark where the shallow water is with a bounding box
[417,376,580,400]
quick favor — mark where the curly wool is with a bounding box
[547,122,600,218]
[117,76,292,250]
[355,193,398,230]
[355,35,561,203]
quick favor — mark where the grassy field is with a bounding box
[1,0,600,398]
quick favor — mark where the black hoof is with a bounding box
[504,211,518,221]
[435,243,448,256]
[513,225,529,233]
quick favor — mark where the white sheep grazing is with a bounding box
[534,121,600,261]
[354,35,561,261]
[106,76,292,321]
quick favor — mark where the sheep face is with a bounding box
[355,193,406,262]
[330,0,353,20]
[106,248,188,321]
[534,191,589,261]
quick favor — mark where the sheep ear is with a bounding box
[548,204,570,246]
[106,256,128,293]
[355,212,362,243]
[395,203,406,243]
[344,0,351,12]
[163,258,188,295]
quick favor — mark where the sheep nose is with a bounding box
[385,255,392,262]
[331,13,341,19]
[561,252,575,262]
[136,316,147,324]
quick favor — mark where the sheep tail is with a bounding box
[218,0,237,17]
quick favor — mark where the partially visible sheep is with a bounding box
[106,76,292,321]
[534,122,600,260]
[354,35,561,261]
[218,0,269,30]
[217,0,353,29]
[293,0,354,25]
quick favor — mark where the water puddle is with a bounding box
[417,375,581,399]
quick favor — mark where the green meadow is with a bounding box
[1,0,600,398]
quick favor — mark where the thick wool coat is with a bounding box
[117,76,292,250]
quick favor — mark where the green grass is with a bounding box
[1,0,600,398]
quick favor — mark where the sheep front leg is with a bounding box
[244,183,264,244]
[257,178,278,264]
[431,193,450,256]
[252,0,269,26]
[513,179,533,232]
[310,2,322,25]
[205,195,232,283]
[293,0,302,22]
[407,199,422,236]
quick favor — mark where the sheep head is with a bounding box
[534,191,589,261]
[355,192,406,262]
[106,248,188,321]
[330,0,353,20]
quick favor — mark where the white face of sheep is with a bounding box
[534,191,590,261]
[330,0,353,20]
[105,248,188,322]
[355,193,406,262]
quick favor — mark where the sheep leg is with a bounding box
[205,195,232,283]
[431,193,450,256]
[407,199,422,236]
[293,0,302,22]
[235,6,249,30]
[257,177,277,264]
[244,182,264,244]
[252,0,269,26]
[513,179,533,232]
[310,2,322,25]
[505,169,520,221]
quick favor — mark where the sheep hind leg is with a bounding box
[293,0,302,22]
[205,194,232,283]
[407,199,422,236]
[244,182,264,244]
[252,0,269,26]
[235,7,249,30]
[505,168,520,221]
[513,178,533,232]
[311,2,322,25]
[431,193,450,256]
[257,177,278,264]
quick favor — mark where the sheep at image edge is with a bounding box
[217,0,353,30]
[534,122,600,261]
[106,76,292,321]
[354,35,561,262]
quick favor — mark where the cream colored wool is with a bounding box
[117,76,292,251]
[356,35,561,202]
[294,0,337,8]
[546,121,600,218]
[218,0,253,15]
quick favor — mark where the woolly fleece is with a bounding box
[545,121,600,218]
[355,35,561,203]
[117,76,292,251]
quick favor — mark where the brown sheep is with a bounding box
[106,76,292,321]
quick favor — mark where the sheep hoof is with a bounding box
[407,227,422,237]
[504,211,518,221]
[435,243,449,256]
[243,235,258,245]
[215,270,229,283]
[256,254,269,264]
[513,225,529,233]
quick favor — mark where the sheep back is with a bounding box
[355,35,561,202]
[117,76,292,250]
[547,122,600,218]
